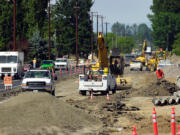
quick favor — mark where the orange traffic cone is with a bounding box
[177,126,180,135]
[132,126,137,135]
[106,93,110,101]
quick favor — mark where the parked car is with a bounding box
[55,58,70,70]
[40,60,55,69]
[24,64,32,71]
[21,69,56,95]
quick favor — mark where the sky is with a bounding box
[52,0,153,30]
[91,0,153,25]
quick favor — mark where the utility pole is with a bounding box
[116,31,117,48]
[100,16,105,34]
[74,2,79,66]
[104,22,109,39]
[96,14,99,37]
[13,0,16,51]
[91,12,97,60]
[48,0,51,60]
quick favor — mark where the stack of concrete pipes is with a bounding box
[152,91,180,106]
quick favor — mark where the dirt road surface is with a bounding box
[0,68,180,135]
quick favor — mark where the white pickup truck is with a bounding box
[55,58,70,70]
[79,70,116,95]
[21,69,56,96]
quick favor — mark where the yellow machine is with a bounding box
[146,55,158,71]
[136,40,147,65]
[90,32,131,90]
[90,32,108,71]
[155,49,167,60]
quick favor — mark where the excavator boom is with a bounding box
[97,32,108,68]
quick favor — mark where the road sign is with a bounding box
[4,76,12,90]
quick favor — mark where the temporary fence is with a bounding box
[58,65,88,80]
[132,107,180,135]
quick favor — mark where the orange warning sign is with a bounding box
[4,76,12,85]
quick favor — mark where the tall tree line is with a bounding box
[111,22,152,43]
[0,0,93,62]
[109,22,152,54]
[148,0,180,52]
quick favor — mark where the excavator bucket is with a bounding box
[116,76,132,89]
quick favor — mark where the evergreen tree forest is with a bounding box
[149,0,180,54]
[0,0,93,62]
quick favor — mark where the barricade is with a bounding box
[59,68,62,78]
[4,75,12,90]
[106,93,110,101]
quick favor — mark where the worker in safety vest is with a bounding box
[33,58,37,69]
[156,67,164,84]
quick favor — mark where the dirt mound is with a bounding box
[129,80,179,97]
[0,92,101,135]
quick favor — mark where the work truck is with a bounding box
[79,70,116,95]
[78,33,116,95]
[0,51,24,79]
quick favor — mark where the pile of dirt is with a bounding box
[129,80,180,97]
[66,94,140,134]
[0,92,101,135]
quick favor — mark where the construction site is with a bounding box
[1,0,180,135]
[0,35,180,135]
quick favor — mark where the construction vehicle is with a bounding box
[146,49,167,71]
[135,40,159,72]
[155,49,167,60]
[78,33,131,95]
[78,33,116,95]
[136,40,147,66]
[0,51,24,79]
[109,48,131,89]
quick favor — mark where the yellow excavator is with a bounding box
[135,40,159,72]
[155,49,167,60]
[136,40,147,66]
[146,49,167,71]
[81,33,130,94]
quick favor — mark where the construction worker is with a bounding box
[156,67,164,84]
[33,58,37,69]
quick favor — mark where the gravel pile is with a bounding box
[0,92,100,135]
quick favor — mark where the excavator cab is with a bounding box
[110,48,131,89]
[110,56,124,76]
